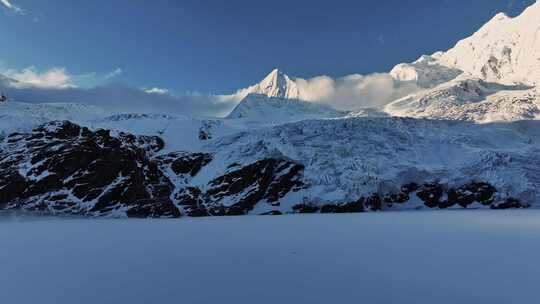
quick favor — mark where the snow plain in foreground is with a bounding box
[1,210,539,304]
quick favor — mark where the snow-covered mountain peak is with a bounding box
[253,68,300,99]
[390,54,462,88]
[434,1,540,85]
[263,68,283,81]
[483,12,511,27]
[386,1,540,123]
[232,68,301,100]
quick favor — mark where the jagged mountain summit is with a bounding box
[233,69,301,100]
[396,1,540,87]
[386,1,540,123]
[437,2,540,86]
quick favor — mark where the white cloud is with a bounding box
[1,66,128,89]
[144,87,169,95]
[1,0,23,14]
[3,67,74,89]
[0,63,421,117]
[295,75,336,100]
[2,82,237,117]
[228,70,421,111]
[295,73,419,111]
[0,65,236,117]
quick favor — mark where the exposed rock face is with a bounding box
[291,182,526,214]
[0,121,179,218]
[417,183,444,208]
[320,200,364,214]
[446,182,497,208]
[0,121,527,218]
[173,187,207,217]
[156,152,213,177]
[208,159,304,211]
[0,122,309,218]
[168,158,305,216]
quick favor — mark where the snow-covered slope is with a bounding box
[385,2,540,123]
[385,76,539,122]
[95,113,246,152]
[227,93,346,122]
[390,54,462,88]
[434,1,540,86]
[0,102,246,152]
[0,102,109,135]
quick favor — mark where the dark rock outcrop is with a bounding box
[292,181,525,215]
[491,198,527,210]
[416,183,444,208]
[0,121,179,217]
[320,200,364,213]
[174,187,209,217]
[409,182,523,210]
[446,182,497,208]
[292,203,320,214]
[156,152,213,177]
[205,158,305,215]
[261,210,283,216]
[364,194,383,211]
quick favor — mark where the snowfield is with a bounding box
[1,210,540,304]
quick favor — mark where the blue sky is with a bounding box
[0,0,535,95]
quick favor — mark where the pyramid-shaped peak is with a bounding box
[256,68,299,99]
[493,12,510,20]
[488,0,540,24]
[269,68,283,75]
[261,68,287,83]
[479,12,511,29]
